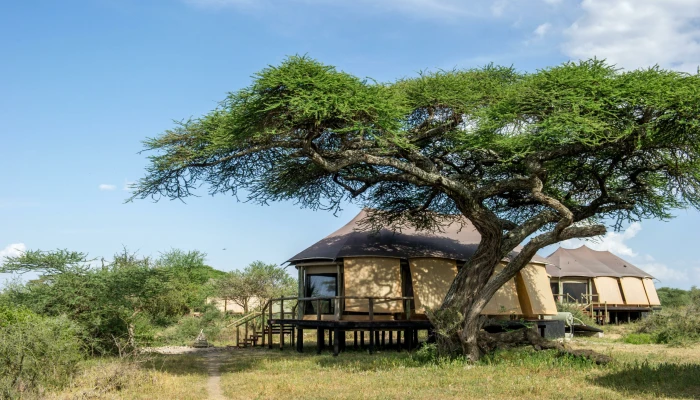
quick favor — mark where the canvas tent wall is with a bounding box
[289,209,557,320]
[545,245,661,309]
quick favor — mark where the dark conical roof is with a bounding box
[545,245,652,278]
[287,209,549,264]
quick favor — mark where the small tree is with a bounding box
[216,261,296,313]
[132,56,700,360]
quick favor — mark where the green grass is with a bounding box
[623,333,655,345]
[44,334,700,400]
[217,341,700,400]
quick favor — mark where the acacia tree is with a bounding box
[132,56,700,360]
[216,261,296,313]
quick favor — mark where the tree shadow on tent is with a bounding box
[590,362,700,399]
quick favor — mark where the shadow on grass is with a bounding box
[591,362,700,399]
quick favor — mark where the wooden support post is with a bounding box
[375,330,380,347]
[291,325,295,348]
[261,318,266,347]
[328,329,333,347]
[413,329,418,346]
[604,301,608,325]
[396,331,401,352]
[340,331,346,352]
[360,331,365,348]
[245,322,249,347]
[297,328,303,353]
[389,331,393,346]
[354,331,358,349]
[406,329,413,350]
[334,297,341,321]
[236,326,240,347]
[368,298,375,354]
[279,299,285,350]
[333,328,340,357]
[381,331,386,347]
[252,323,257,346]
[268,301,273,349]
[316,328,324,354]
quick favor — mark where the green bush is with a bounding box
[0,305,84,398]
[634,289,700,346]
[623,333,654,344]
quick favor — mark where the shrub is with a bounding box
[623,333,654,344]
[634,291,700,346]
[0,305,84,398]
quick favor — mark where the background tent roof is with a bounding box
[545,245,653,278]
[288,209,549,264]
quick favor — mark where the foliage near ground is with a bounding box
[0,305,84,399]
[630,287,700,346]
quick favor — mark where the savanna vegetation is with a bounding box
[40,333,700,399]
[0,248,294,398]
[131,55,700,359]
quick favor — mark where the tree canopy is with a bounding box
[215,261,297,313]
[131,56,700,359]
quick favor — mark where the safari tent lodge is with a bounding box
[546,246,661,324]
[259,209,560,355]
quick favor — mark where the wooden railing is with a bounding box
[268,295,415,322]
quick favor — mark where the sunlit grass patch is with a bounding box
[47,354,208,400]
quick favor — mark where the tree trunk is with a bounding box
[436,207,505,361]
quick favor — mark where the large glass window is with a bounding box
[562,282,588,302]
[305,274,337,315]
[550,282,560,296]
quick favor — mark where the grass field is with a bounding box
[46,332,700,400]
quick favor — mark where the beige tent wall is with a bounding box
[408,258,458,314]
[482,264,523,315]
[515,264,558,317]
[620,277,650,305]
[343,257,403,313]
[593,277,624,305]
[643,278,661,306]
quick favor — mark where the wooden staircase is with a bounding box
[230,300,297,348]
[237,323,295,348]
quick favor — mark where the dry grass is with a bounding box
[219,338,700,400]
[44,332,700,400]
[47,354,209,400]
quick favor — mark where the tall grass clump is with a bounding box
[0,305,84,398]
[633,287,700,346]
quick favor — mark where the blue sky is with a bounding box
[1,0,699,289]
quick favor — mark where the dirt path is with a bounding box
[145,346,231,399]
[204,349,228,400]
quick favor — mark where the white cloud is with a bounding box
[561,222,641,257]
[99,184,116,191]
[533,22,552,38]
[0,243,26,263]
[563,0,700,72]
[543,0,561,4]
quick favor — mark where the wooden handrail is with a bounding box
[295,296,414,301]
